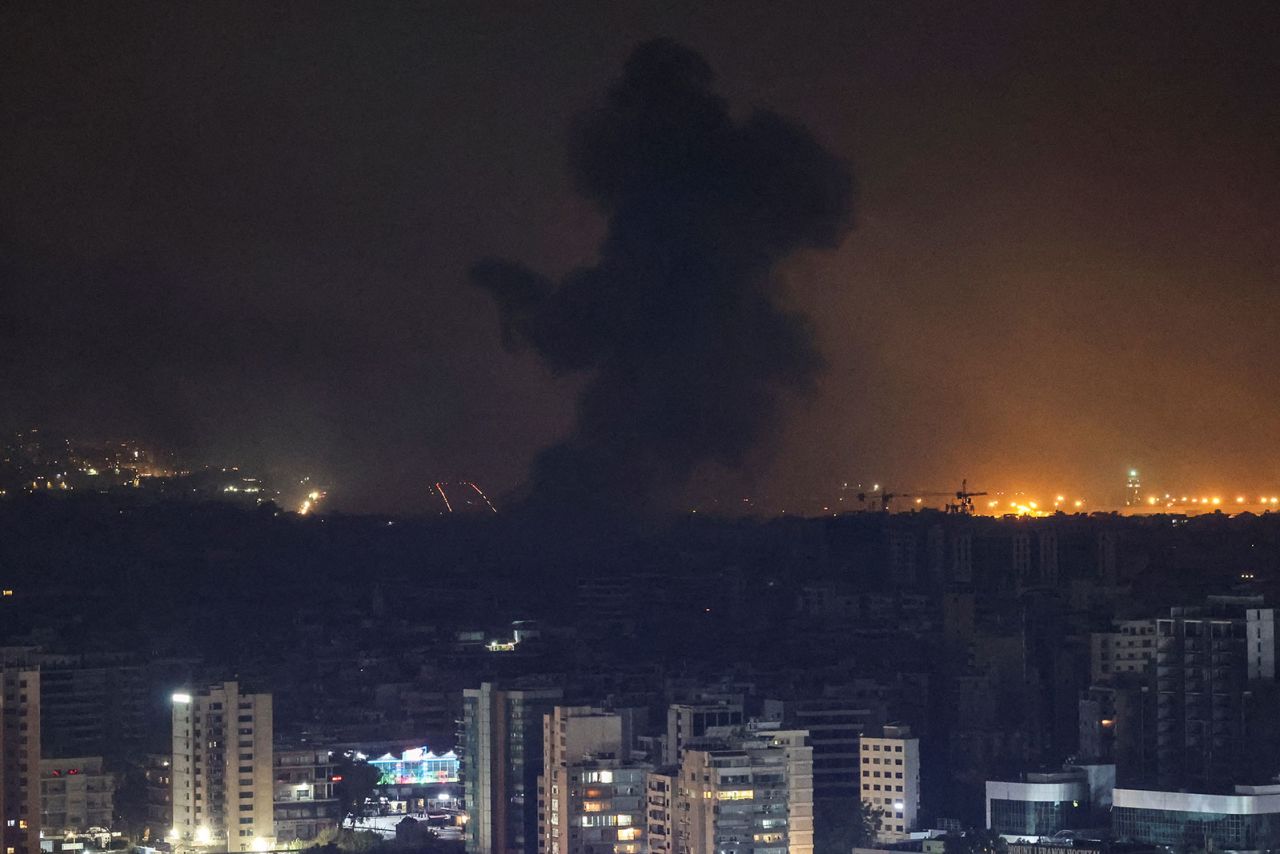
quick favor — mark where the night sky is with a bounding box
[3,2,1277,512]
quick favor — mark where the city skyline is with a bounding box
[8,5,1280,854]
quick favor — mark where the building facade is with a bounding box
[272,747,339,844]
[1089,619,1156,683]
[1,665,40,854]
[859,725,920,841]
[643,770,675,854]
[985,774,1088,839]
[676,726,814,854]
[1112,785,1280,851]
[462,683,562,854]
[39,756,113,834]
[142,754,173,845]
[665,703,743,768]
[539,706,647,854]
[764,697,884,800]
[1246,608,1277,680]
[171,682,274,852]
[1155,599,1261,791]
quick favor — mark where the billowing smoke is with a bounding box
[473,39,854,512]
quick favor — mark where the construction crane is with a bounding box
[946,479,988,515]
[855,480,987,514]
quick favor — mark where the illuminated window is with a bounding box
[581,801,606,813]
[717,790,753,801]
[618,827,641,841]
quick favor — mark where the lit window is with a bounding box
[717,790,753,801]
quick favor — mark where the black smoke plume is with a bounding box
[473,39,854,512]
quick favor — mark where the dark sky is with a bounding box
[2,1,1277,512]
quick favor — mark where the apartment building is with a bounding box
[462,682,562,854]
[665,702,743,767]
[539,706,647,854]
[272,747,339,844]
[859,725,920,841]
[171,682,274,852]
[39,756,113,834]
[1,665,40,854]
[643,769,675,854]
[1089,619,1157,682]
[676,725,813,854]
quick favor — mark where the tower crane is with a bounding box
[855,480,987,514]
[947,479,988,515]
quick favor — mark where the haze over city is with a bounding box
[8,6,1280,854]
[4,2,1277,513]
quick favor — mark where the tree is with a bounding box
[332,755,382,821]
[814,797,884,852]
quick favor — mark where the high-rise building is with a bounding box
[142,753,173,845]
[1090,619,1157,683]
[1078,677,1156,785]
[859,724,920,841]
[676,724,813,854]
[539,706,648,854]
[0,650,195,762]
[1154,598,1268,791]
[1246,607,1278,680]
[665,702,742,768]
[1,665,40,854]
[170,682,274,852]
[643,769,675,854]
[462,683,562,854]
[763,696,885,800]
